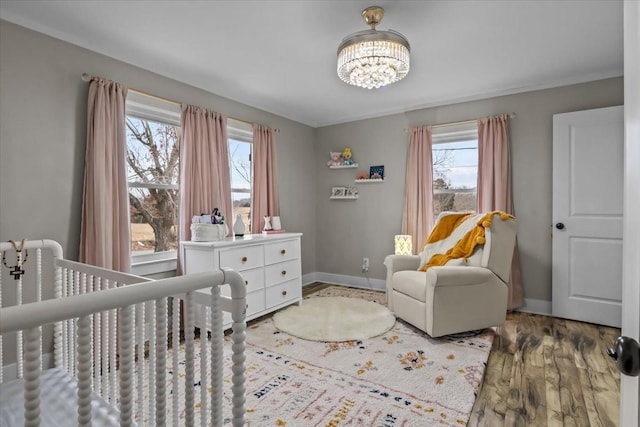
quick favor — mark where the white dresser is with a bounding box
[180,233,302,329]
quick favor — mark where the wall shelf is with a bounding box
[328,163,358,169]
[329,195,359,200]
[354,178,384,183]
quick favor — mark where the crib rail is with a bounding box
[1,240,247,427]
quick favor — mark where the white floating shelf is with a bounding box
[328,163,359,169]
[329,196,359,200]
[354,178,385,183]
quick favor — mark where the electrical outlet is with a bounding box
[362,257,369,272]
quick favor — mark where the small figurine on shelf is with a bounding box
[341,147,354,165]
[355,171,368,180]
[327,151,343,167]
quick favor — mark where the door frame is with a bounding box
[620,1,639,425]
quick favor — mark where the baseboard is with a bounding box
[515,298,552,316]
[308,272,386,292]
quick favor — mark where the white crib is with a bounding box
[0,239,246,426]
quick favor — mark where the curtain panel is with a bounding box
[79,78,130,272]
[251,124,280,233]
[179,105,233,249]
[402,126,434,253]
[477,114,525,310]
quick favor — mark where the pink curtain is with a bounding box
[477,114,525,310]
[251,124,280,233]
[179,105,232,246]
[79,78,130,272]
[402,126,434,253]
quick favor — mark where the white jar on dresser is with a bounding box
[181,233,302,330]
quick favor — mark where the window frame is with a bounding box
[125,91,181,275]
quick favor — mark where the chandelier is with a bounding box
[337,6,410,90]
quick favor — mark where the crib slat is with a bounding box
[135,301,145,425]
[23,327,41,427]
[185,291,195,427]
[155,297,168,427]
[171,296,180,426]
[77,315,92,427]
[148,300,156,424]
[119,304,134,426]
[109,281,118,403]
[53,260,63,368]
[210,286,223,427]
[0,260,3,384]
[200,303,208,427]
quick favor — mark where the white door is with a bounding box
[552,105,624,328]
[620,1,639,423]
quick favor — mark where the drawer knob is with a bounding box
[280,249,286,255]
[281,270,287,276]
[244,280,248,286]
[281,290,287,296]
[241,256,248,263]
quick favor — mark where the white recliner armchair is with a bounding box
[384,212,517,337]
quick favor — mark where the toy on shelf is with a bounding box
[327,151,343,167]
[342,147,354,165]
[355,171,369,180]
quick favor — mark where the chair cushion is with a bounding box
[391,271,427,303]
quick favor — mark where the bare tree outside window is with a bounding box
[432,140,478,218]
[229,138,252,233]
[126,117,180,252]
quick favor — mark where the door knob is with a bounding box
[607,336,640,377]
[555,222,565,230]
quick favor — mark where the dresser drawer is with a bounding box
[219,245,264,271]
[265,279,301,308]
[239,267,264,293]
[264,239,299,265]
[246,289,266,317]
[265,259,300,287]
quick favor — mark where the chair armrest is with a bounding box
[426,266,495,287]
[384,255,420,274]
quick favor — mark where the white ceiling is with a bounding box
[0,1,623,128]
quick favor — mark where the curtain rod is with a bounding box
[81,73,280,133]
[403,113,516,133]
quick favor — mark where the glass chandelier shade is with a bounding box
[337,7,410,90]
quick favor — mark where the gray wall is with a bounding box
[316,77,623,303]
[0,19,624,307]
[0,20,317,275]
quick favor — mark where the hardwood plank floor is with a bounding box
[302,284,621,427]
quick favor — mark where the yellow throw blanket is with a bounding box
[419,211,514,272]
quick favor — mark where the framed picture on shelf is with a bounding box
[369,165,385,180]
[345,187,358,197]
[331,186,346,197]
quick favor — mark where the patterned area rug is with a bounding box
[170,286,494,426]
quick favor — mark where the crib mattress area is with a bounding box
[0,368,123,426]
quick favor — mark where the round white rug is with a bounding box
[272,296,396,342]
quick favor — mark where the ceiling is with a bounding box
[0,1,623,128]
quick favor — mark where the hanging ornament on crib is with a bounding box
[2,239,29,280]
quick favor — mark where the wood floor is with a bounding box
[302,284,621,427]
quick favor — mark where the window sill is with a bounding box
[131,251,177,276]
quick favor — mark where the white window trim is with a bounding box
[126,91,181,275]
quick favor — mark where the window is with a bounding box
[125,91,181,263]
[228,119,253,234]
[432,122,478,218]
